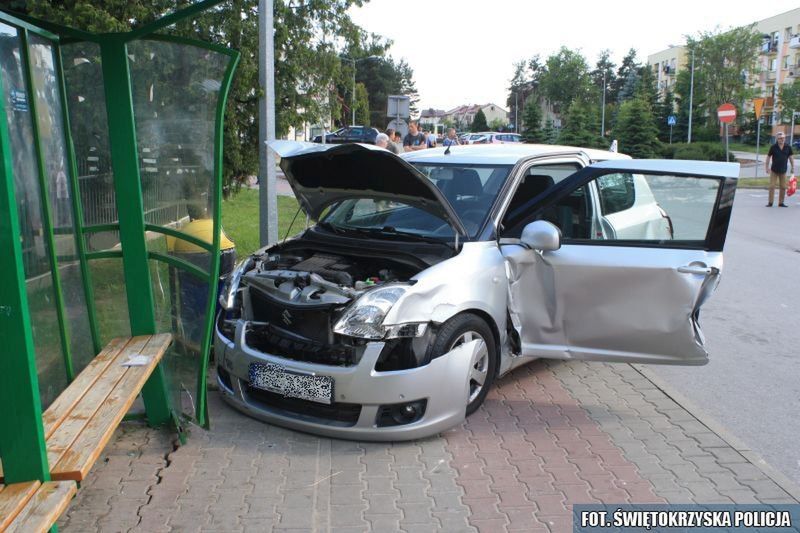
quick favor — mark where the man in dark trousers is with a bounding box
[765,131,794,207]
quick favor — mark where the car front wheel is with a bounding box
[429,314,497,415]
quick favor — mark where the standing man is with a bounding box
[403,121,427,152]
[442,128,460,147]
[765,131,794,207]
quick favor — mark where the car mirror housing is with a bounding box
[520,220,561,251]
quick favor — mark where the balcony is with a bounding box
[761,41,778,54]
[767,70,777,81]
[790,35,800,49]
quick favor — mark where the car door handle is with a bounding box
[677,265,719,276]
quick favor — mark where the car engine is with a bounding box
[220,247,424,367]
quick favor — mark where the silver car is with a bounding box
[215,142,738,441]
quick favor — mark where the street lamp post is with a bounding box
[601,69,606,137]
[688,48,695,144]
[340,55,379,126]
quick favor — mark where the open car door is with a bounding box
[499,159,738,365]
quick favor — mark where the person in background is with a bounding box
[442,128,460,147]
[393,131,402,145]
[375,132,391,150]
[403,121,427,152]
[765,131,794,207]
[425,129,437,148]
[384,128,401,154]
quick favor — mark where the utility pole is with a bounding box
[601,69,606,137]
[258,0,277,246]
[688,48,695,144]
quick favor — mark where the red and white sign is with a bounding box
[717,103,737,124]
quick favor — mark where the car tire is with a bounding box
[429,313,497,416]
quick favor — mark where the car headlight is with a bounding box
[333,284,408,339]
[219,256,254,310]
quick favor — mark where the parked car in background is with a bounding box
[312,126,380,144]
[216,142,738,441]
[464,132,522,144]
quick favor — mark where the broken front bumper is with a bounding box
[214,320,476,441]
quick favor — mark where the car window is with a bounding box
[592,173,720,242]
[349,128,363,136]
[500,163,581,236]
[412,163,513,237]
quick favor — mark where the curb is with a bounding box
[633,364,800,503]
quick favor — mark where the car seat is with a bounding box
[440,168,482,203]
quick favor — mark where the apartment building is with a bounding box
[647,7,800,137]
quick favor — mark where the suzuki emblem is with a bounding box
[281,309,292,326]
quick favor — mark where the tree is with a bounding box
[558,100,603,148]
[541,119,558,144]
[489,118,505,132]
[471,109,488,132]
[506,55,545,131]
[654,89,677,142]
[778,79,800,122]
[22,0,400,192]
[636,65,659,110]
[353,82,370,126]
[686,25,762,126]
[539,47,593,114]
[613,98,661,158]
[610,48,639,103]
[521,98,543,143]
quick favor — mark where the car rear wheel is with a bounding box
[430,314,497,415]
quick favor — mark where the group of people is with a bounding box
[375,121,462,154]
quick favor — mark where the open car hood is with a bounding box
[269,141,468,236]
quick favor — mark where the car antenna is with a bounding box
[444,142,452,155]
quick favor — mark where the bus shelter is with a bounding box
[0,1,239,486]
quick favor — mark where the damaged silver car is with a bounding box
[215,141,738,441]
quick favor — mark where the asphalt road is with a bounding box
[649,188,800,486]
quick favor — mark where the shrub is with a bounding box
[661,142,730,161]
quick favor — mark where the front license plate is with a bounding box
[248,362,333,404]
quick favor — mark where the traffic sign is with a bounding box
[667,115,677,126]
[717,103,736,124]
[753,98,766,119]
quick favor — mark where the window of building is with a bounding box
[769,58,777,71]
[784,55,790,69]
[785,27,793,40]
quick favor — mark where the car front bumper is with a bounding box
[214,320,476,441]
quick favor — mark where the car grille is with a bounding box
[245,387,362,427]
[245,322,357,366]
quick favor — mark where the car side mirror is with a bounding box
[520,220,561,251]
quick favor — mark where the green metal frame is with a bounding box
[0,1,239,484]
[0,34,50,484]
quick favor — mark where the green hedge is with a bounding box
[660,142,731,162]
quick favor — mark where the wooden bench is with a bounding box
[0,334,171,529]
[0,481,76,532]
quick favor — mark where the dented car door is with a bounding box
[500,159,738,365]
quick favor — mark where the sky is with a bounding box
[348,0,800,113]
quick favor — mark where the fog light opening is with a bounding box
[376,400,427,427]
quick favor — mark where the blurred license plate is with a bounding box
[248,362,333,404]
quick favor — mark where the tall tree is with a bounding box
[614,97,661,158]
[353,82,370,126]
[558,100,603,148]
[778,79,800,122]
[655,89,677,142]
[686,24,762,126]
[20,0,407,191]
[521,98,543,143]
[541,119,558,144]
[609,48,638,103]
[471,109,489,132]
[506,55,544,132]
[636,65,659,110]
[539,47,592,114]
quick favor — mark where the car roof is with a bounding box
[400,143,631,165]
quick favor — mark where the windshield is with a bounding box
[319,163,513,240]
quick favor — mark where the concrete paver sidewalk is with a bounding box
[59,360,797,533]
